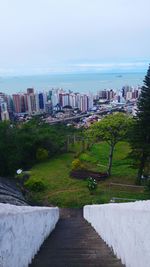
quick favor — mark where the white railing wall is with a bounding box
[0,204,59,267]
[84,201,150,267]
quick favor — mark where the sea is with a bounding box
[0,72,145,95]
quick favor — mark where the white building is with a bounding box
[0,100,9,121]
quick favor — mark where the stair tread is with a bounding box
[29,208,124,267]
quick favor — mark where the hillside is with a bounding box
[26,142,149,207]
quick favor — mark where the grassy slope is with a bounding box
[27,142,149,207]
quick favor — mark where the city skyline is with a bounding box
[0,84,140,122]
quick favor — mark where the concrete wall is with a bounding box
[0,204,59,267]
[84,201,150,267]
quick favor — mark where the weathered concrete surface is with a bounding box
[0,204,59,267]
[84,202,150,267]
[0,177,27,205]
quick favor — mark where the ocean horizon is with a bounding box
[0,72,145,95]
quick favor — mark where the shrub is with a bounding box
[80,153,91,162]
[15,173,25,180]
[15,171,30,184]
[87,177,97,194]
[36,148,49,162]
[71,159,85,171]
[25,178,47,192]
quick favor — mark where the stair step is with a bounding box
[29,208,124,267]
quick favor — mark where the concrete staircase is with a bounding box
[30,209,124,267]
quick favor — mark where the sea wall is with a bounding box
[0,204,59,267]
[84,201,150,267]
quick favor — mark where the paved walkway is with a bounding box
[30,209,125,267]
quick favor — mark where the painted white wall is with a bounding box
[0,204,59,267]
[84,201,150,267]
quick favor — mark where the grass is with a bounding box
[80,142,137,183]
[27,141,150,207]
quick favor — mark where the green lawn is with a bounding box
[26,142,150,207]
[80,142,136,183]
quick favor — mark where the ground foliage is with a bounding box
[0,118,76,176]
[27,142,149,207]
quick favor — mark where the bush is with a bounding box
[87,177,97,194]
[80,153,91,162]
[15,171,30,185]
[71,159,85,171]
[15,173,25,180]
[36,148,49,162]
[25,178,47,192]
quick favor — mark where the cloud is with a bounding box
[73,62,149,72]
[0,61,148,76]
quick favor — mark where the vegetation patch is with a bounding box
[26,141,149,207]
[87,177,97,194]
[25,178,47,192]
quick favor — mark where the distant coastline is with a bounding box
[0,72,144,95]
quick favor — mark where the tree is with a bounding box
[90,113,131,176]
[129,65,150,181]
[0,122,20,176]
[0,118,76,177]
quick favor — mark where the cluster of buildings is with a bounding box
[95,85,141,104]
[0,85,141,122]
[95,89,115,101]
[0,88,94,121]
[121,85,141,101]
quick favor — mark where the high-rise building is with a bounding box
[27,88,36,114]
[98,90,107,99]
[88,93,94,110]
[107,89,114,101]
[51,90,59,107]
[12,94,22,113]
[79,94,88,112]
[69,93,76,108]
[0,98,9,121]
[27,94,36,114]
[27,88,34,94]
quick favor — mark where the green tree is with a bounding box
[129,65,150,182]
[0,118,76,177]
[90,113,131,176]
[0,122,20,176]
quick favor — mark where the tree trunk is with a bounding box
[108,144,114,176]
[137,151,147,184]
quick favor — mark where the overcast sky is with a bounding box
[0,0,149,75]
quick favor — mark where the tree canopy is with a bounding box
[90,113,131,175]
[129,65,150,180]
[0,119,76,177]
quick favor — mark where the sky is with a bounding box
[0,0,150,75]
